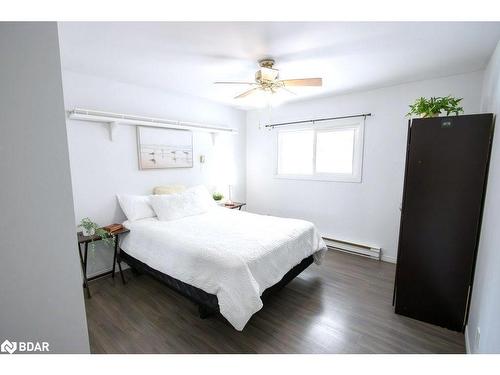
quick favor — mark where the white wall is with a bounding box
[246,71,483,262]
[62,71,246,275]
[0,23,89,353]
[466,40,500,354]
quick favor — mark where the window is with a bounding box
[275,118,364,182]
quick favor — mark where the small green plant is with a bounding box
[407,96,464,118]
[212,192,224,201]
[79,217,115,251]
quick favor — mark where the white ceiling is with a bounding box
[58,22,500,109]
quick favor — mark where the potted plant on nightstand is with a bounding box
[407,95,464,118]
[79,217,115,250]
[212,192,224,203]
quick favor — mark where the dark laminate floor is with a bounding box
[85,250,465,354]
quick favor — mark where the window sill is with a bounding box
[273,174,362,183]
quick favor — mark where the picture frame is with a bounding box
[136,126,193,169]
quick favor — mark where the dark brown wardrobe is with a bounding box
[394,114,494,332]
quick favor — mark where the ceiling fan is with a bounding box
[214,59,322,100]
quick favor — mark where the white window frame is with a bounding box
[274,117,365,183]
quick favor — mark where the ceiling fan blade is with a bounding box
[214,81,257,85]
[280,78,323,87]
[234,88,259,99]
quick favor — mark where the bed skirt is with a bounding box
[119,250,314,318]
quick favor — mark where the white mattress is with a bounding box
[121,207,326,330]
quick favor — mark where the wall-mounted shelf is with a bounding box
[67,108,238,141]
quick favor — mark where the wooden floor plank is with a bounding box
[85,250,465,353]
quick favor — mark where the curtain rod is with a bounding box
[264,113,372,128]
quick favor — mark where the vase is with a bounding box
[83,227,95,236]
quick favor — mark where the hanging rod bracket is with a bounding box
[108,121,119,141]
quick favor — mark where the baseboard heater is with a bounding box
[323,237,381,261]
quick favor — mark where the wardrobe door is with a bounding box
[395,114,493,331]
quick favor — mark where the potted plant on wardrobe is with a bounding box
[407,95,464,118]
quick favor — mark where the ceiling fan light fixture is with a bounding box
[256,67,279,83]
[237,87,293,108]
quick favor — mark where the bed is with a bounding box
[117,205,326,331]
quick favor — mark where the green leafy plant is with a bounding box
[212,192,224,201]
[79,217,115,251]
[407,96,464,118]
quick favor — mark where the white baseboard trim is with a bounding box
[381,254,397,264]
[465,325,471,354]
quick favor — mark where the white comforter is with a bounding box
[121,207,326,330]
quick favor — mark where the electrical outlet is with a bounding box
[475,327,481,349]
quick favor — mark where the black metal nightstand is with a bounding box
[77,227,129,298]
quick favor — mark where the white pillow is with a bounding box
[189,185,217,209]
[150,185,215,221]
[116,194,156,221]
